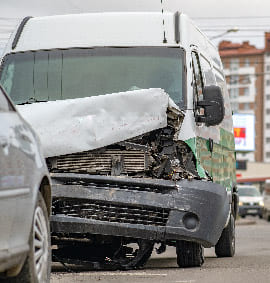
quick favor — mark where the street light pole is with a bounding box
[210,27,239,40]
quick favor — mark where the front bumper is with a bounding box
[50,173,230,248]
[239,205,263,216]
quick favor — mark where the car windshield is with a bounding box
[238,187,261,197]
[0,47,185,107]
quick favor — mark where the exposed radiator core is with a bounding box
[48,149,150,175]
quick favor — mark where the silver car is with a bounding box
[0,86,51,282]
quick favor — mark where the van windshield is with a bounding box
[0,47,185,107]
[238,187,261,197]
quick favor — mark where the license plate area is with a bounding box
[247,209,258,214]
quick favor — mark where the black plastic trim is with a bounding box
[51,173,178,191]
[51,176,230,247]
[12,16,32,50]
[174,12,180,44]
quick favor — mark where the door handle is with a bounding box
[208,138,213,153]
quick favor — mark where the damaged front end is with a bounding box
[46,105,196,180]
[18,89,229,269]
[46,104,228,269]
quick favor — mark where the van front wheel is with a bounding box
[215,214,235,257]
[176,240,204,268]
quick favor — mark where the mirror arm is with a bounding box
[195,100,215,124]
[195,115,206,123]
[197,101,215,107]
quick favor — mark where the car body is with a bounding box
[238,185,264,218]
[0,12,237,268]
[0,86,51,282]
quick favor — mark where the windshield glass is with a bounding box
[0,47,185,107]
[238,187,261,197]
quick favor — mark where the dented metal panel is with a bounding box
[18,88,180,158]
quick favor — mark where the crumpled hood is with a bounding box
[17,88,180,158]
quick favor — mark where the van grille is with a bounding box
[53,199,169,227]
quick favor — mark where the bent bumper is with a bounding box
[51,173,230,248]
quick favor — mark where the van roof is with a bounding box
[10,12,182,52]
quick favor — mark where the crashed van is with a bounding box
[0,12,237,268]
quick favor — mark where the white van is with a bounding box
[0,12,237,269]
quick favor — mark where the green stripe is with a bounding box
[184,133,236,190]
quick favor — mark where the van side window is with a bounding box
[0,88,13,112]
[191,52,204,103]
[200,55,216,85]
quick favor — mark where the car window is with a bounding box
[238,187,261,197]
[200,55,216,85]
[0,87,14,112]
[0,48,186,107]
[192,51,205,120]
[192,51,204,102]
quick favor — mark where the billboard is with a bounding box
[233,114,255,151]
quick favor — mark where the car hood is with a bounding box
[239,196,263,203]
[17,88,182,158]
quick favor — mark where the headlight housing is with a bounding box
[239,201,243,206]
[259,200,264,207]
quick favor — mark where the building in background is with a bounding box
[263,32,270,162]
[219,38,265,162]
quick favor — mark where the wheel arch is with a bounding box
[39,176,52,216]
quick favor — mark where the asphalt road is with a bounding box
[51,217,270,283]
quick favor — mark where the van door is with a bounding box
[191,51,212,177]
[199,54,225,185]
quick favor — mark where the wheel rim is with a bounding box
[33,206,48,281]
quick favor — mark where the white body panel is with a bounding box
[9,12,177,53]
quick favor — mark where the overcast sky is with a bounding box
[1,0,270,51]
[1,0,270,17]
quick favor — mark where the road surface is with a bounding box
[51,217,270,283]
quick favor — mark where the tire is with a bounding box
[215,214,235,258]
[176,240,204,268]
[4,192,51,283]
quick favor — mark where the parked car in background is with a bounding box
[0,85,51,282]
[238,185,264,218]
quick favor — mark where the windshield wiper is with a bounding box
[17,97,48,105]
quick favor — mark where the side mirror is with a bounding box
[195,85,225,126]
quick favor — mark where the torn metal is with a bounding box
[45,103,195,181]
[40,90,196,181]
